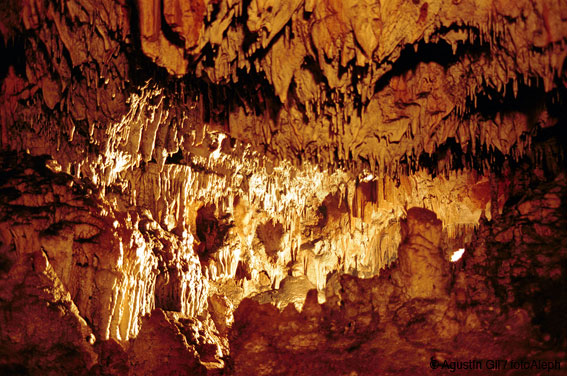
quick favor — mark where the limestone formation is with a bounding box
[397,207,450,299]
[0,0,566,374]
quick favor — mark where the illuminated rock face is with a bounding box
[0,0,566,374]
[2,0,566,178]
[397,207,450,299]
[229,174,566,375]
[0,154,208,343]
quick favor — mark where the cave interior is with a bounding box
[0,0,567,375]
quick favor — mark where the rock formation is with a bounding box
[0,0,566,374]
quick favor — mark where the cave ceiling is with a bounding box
[1,0,567,373]
[1,0,565,179]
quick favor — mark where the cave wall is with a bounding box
[0,0,566,374]
[230,172,567,375]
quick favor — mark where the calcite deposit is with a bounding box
[0,0,566,374]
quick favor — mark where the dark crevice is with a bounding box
[195,204,232,262]
[0,34,27,81]
[375,41,459,94]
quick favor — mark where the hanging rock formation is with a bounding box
[0,0,566,374]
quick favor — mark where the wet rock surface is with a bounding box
[0,0,565,178]
[0,151,565,374]
[1,0,566,374]
[230,184,567,375]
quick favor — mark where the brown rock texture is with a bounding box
[0,250,97,375]
[0,0,564,177]
[128,309,207,376]
[0,153,209,374]
[0,0,566,374]
[229,174,567,375]
[397,207,450,299]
